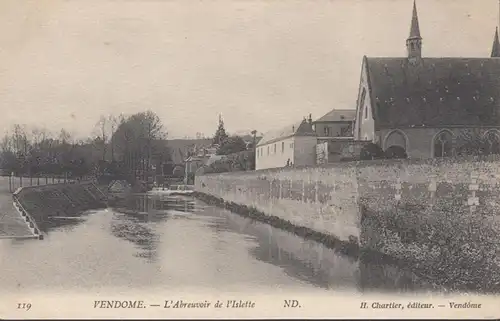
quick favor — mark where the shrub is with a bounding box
[359,143,384,160]
[360,191,500,292]
[384,145,408,159]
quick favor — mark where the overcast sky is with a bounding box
[0,0,499,139]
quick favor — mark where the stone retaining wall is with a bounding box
[195,156,500,292]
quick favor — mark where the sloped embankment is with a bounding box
[13,182,108,234]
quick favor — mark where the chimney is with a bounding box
[308,113,312,124]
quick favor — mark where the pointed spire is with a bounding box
[409,0,421,39]
[491,27,500,57]
[406,0,422,59]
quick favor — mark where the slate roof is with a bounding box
[315,109,356,122]
[256,119,316,146]
[364,56,500,129]
[166,138,213,164]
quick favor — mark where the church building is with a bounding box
[354,1,500,159]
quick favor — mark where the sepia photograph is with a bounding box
[0,0,499,319]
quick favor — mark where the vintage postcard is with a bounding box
[1,0,500,319]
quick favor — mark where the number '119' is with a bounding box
[17,303,31,311]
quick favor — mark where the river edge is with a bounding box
[192,191,456,294]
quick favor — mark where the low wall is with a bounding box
[195,156,500,292]
[13,182,108,233]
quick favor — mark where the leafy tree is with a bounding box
[384,146,408,159]
[111,110,168,181]
[172,165,184,177]
[453,128,498,157]
[216,135,247,155]
[204,158,233,174]
[212,114,228,146]
[359,143,384,160]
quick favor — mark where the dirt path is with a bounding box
[0,177,33,237]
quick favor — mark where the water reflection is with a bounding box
[107,194,199,263]
[110,212,160,262]
[37,210,99,234]
[197,205,439,293]
[0,192,443,294]
[96,194,442,292]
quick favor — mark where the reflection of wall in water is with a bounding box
[222,211,359,289]
[130,196,195,213]
[222,210,437,292]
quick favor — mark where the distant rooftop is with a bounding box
[314,109,356,123]
[257,119,315,147]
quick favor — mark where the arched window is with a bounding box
[384,130,407,150]
[484,130,500,155]
[433,130,453,158]
[384,130,408,159]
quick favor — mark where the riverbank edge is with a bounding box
[192,191,456,292]
[12,194,44,240]
[194,192,414,265]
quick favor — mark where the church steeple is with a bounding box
[491,27,500,57]
[406,0,422,60]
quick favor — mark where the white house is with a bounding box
[255,118,317,170]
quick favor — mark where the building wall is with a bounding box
[378,127,500,159]
[354,58,375,142]
[196,165,360,242]
[293,136,317,167]
[255,137,295,170]
[314,121,353,138]
[316,138,368,163]
[186,159,205,174]
[316,142,328,165]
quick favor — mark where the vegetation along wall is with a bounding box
[195,156,500,292]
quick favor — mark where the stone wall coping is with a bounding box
[199,155,500,178]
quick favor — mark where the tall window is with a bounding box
[281,142,285,153]
[324,127,330,136]
[274,144,277,154]
[267,146,269,155]
[360,88,367,119]
[340,123,353,137]
[433,131,453,158]
[485,130,500,155]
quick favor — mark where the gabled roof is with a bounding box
[257,119,315,146]
[314,109,356,122]
[108,180,131,193]
[364,56,500,129]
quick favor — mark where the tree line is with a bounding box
[0,110,171,183]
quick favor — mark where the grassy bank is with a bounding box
[15,183,108,232]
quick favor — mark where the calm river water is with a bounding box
[0,193,439,294]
